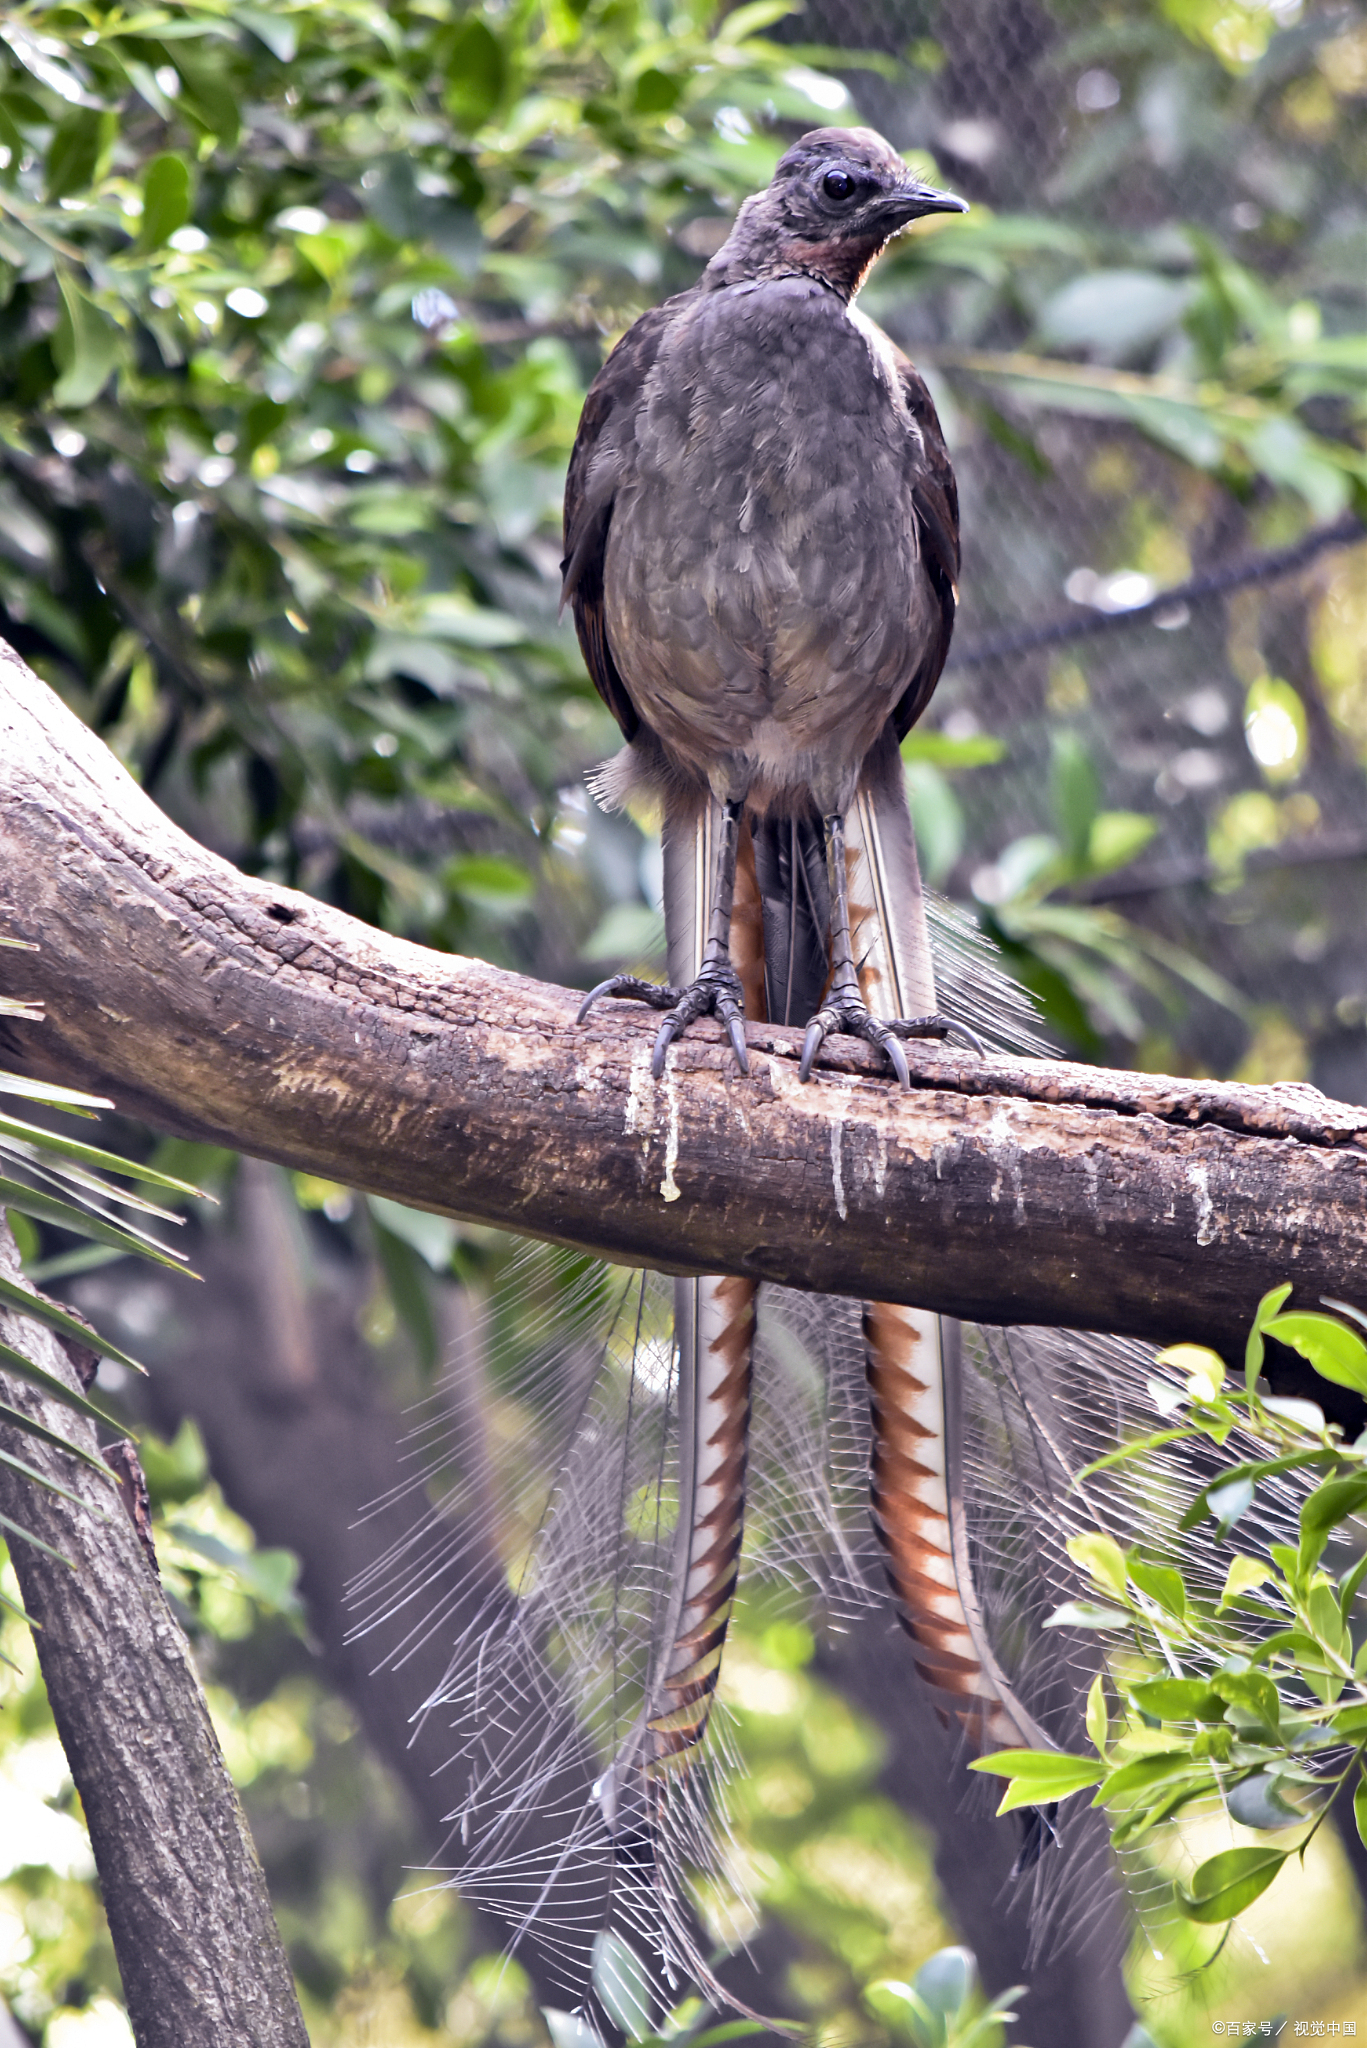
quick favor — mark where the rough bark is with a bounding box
[2,640,1366,1358]
[0,1211,308,2048]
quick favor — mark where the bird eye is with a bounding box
[822,168,858,202]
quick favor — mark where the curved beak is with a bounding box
[882,179,969,229]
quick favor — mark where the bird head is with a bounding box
[705,127,967,299]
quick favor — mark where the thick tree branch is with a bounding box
[1,641,1365,1355]
[0,1215,308,2047]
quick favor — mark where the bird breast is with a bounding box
[602,276,934,812]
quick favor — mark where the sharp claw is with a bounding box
[946,1022,986,1058]
[882,1031,911,1090]
[577,976,619,1024]
[651,1017,677,1081]
[799,1018,826,1083]
[726,1013,750,1076]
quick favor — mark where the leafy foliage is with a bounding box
[0,0,859,976]
[974,1288,1367,1954]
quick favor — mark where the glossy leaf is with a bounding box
[1128,1677,1226,1723]
[1264,1312,1367,1395]
[1176,1845,1289,1923]
[967,1747,1105,1814]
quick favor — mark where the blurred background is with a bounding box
[0,0,1364,2042]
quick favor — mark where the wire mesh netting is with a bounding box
[765,0,1367,1096]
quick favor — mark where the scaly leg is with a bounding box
[799,810,983,1088]
[578,798,750,1079]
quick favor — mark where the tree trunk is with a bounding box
[0,1211,308,2048]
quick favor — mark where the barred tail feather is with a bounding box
[646,1274,754,1771]
[847,747,1053,1760]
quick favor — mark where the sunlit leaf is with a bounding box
[967,1748,1104,1813]
[1175,1845,1288,1923]
[1264,1311,1367,1395]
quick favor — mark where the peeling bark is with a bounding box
[1,640,1365,1356]
[0,1213,308,2048]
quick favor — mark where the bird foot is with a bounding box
[799,1000,984,1088]
[578,964,750,1079]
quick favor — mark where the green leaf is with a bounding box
[367,1196,458,1273]
[0,1394,116,1482]
[1207,1475,1255,1535]
[1066,1530,1129,1598]
[0,1336,124,1434]
[0,1174,186,1270]
[1356,1768,1367,1852]
[0,1273,144,1375]
[1307,1579,1350,1659]
[1094,1751,1195,1805]
[0,1508,76,1569]
[1300,1474,1367,1564]
[0,1439,93,1509]
[1128,1678,1226,1723]
[53,275,121,410]
[1043,1599,1132,1629]
[633,68,683,115]
[1085,1673,1109,1753]
[1221,1555,1273,1606]
[1156,1342,1225,1397]
[45,108,115,202]
[163,1525,303,1618]
[138,153,192,248]
[1175,1845,1289,1924]
[967,1748,1104,1813]
[1246,1281,1293,1394]
[1051,730,1099,869]
[1224,1771,1305,1831]
[445,853,535,915]
[592,1930,652,2043]
[1212,1668,1280,1733]
[1128,1558,1187,1619]
[1086,811,1156,875]
[370,1220,438,1374]
[0,1113,204,1197]
[1109,1772,1208,1846]
[904,760,964,888]
[0,1074,110,1112]
[1264,1312,1367,1395]
[444,19,507,133]
[900,731,1007,770]
[234,5,298,61]
[169,47,241,148]
[912,1946,975,2019]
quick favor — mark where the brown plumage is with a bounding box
[563,131,1047,1828]
[568,125,978,1090]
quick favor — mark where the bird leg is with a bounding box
[799,812,984,1088]
[577,798,750,1080]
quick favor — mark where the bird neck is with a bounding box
[703,209,886,302]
